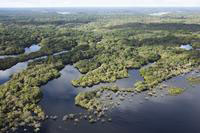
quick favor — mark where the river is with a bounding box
[0,44,41,59]
[0,57,200,133]
[0,49,67,85]
[38,65,200,133]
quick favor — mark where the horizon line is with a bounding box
[0,6,200,8]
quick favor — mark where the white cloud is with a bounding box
[0,0,72,7]
[0,0,199,7]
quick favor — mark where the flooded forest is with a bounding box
[0,7,200,133]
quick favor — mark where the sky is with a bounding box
[0,0,200,8]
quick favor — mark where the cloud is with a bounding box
[0,0,72,7]
[0,0,199,7]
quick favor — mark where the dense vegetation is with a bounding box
[0,24,57,55]
[0,44,99,132]
[137,48,200,92]
[0,27,101,70]
[0,60,63,132]
[0,8,200,132]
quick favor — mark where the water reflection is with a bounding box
[39,65,86,132]
[1,60,200,133]
[76,69,144,93]
[0,50,70,85]
[0,62,28,85]
[180,44,193,50]
[39,66,144,133]
[111,74,200,133]
[0,44,41,59]
[0,55,17,59]
[0,57,45,85]
[25,44,41,54]
[53,50,68,56]
[116,69,144,88]
[39,65,200,133]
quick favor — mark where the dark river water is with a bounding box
[39,65,200,133]
[0,59,200,133]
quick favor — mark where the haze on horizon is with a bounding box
[0,0,200,8]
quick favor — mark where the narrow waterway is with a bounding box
[0,49,68,85]
[0,62,28,84]
[0,44,41,59]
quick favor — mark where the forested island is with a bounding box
[0,8,200,133]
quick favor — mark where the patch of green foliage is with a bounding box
[168,87,185,96]
[139,48,200,90]
[187,76,200,84]
[134,81,148,92]
[75,90,102,110]
[71,37,160,87]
